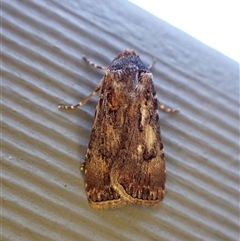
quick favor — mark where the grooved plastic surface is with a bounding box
[2,0,239,240]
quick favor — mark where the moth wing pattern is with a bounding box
[84,51,166,209]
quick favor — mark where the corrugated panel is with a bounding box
[2,0,239,240]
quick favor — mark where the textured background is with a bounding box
[2,0,239,241]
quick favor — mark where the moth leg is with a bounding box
[148,58,156,70]
[80,161,85,172]
[82,55,107,70]
[158,101,180,113]
[58,85,101,109]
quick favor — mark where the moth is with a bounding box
[59,50,178,209]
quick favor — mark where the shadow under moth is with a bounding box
[59,50,178,210]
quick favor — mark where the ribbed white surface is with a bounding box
[2,0,239,241]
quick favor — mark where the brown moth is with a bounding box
[59,50,178,209]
